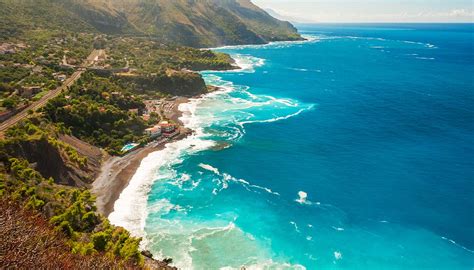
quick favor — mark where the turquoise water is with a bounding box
[121,143,139,153]
[110,24,474,269]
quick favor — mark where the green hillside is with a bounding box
[0,0,302,47]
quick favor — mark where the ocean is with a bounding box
[109,24,474,269]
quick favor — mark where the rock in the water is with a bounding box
[141,250,153,258]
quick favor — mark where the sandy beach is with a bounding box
[92,97,191,216]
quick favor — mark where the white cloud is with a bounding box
[447,9,474,17]
[253,0,474,23]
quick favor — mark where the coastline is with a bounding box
[95,42,323,268]
[92,97,192,216]
[92,40,299,217]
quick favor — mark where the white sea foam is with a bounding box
[295,191,314,205]
[109,48,314,268]
[192,221,237,241]
[208,34,320,52]
[145,214,308,270]
[108,133,216,239]
[235,54,265,72]
[200,162,280,196]
[441,236,474,253]
[290,221,301,233]
[295,191,322,206]
[296,191,308,204]
[220,260,306,270]
[416,57,435,60]
[240,106,314,126]
[146,219,243,269]
[169,172,202,191]
[289,67,309,72]
[327,34,438,50]
[199,163,221,175]
[200,54,265,74]
[402,40,437,48]
[109,89,218,240]
[180,173,191,182]
[146,199,175,216]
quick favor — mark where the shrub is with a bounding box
[71,242,96,256]
[58,220,73,237]
[82,211,99,231]
[92,232,109,251]
[25,195,45,210]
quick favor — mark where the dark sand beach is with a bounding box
[92,97,191,216]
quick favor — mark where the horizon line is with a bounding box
[290,21,474,24]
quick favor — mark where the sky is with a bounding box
[252,0,474,23]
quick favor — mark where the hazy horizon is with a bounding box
[253,0,474,23]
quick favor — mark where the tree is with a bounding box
[2,97,18,109]
[92,232,109,251]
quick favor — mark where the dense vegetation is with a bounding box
[0,24,234,114]
[0,0,302,47]
[113,71,208,97]
[3,118,87,167]
[0,199,141,269]
[0,30,94,112]
[0,0,95,39]
[0,1,301,268]
[105,37,235,72]
[0,157,144,267]
[42,72,148,155]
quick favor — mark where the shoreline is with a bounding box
[92,56,241,217]
[92,43,290,217]
[92,97,192,216]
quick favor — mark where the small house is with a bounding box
[19,86,41,98]
[159,121,176,133]
[145,125,162,139]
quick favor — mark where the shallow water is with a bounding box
[110,24,474,269]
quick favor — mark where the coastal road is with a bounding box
[0,50,101,136]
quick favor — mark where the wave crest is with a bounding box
[109,49,314,269]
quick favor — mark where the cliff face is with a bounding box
[2,135,104,188]
[0,0,303,47]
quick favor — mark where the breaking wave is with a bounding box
[108,52,314,268]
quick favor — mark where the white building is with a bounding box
[145,125,162,138]
[159,121,176,133]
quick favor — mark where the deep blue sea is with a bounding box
[110,24,474,269]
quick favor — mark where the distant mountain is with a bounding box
[0,0,303,47]
[264,7,316,24]
[264,8,293,22]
